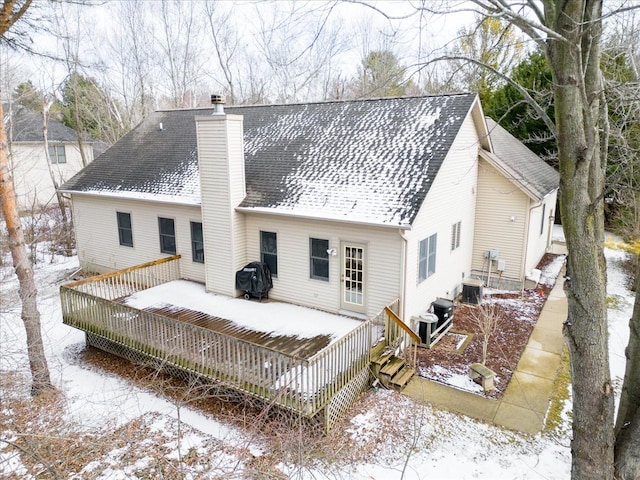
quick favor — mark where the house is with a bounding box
[57,94,558,429]
[472,118,559,289]
[4,103,97,210]
[60,94,557,320]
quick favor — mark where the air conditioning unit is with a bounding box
[417,312,438,345]
[414,298,454,348]
[462,278,484,304]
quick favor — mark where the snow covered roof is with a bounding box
[3,103,85,143]
[60,94,478,226]
[482,118,559,201]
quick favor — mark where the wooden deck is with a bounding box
[60,256,373,431]
[130,304,333,360]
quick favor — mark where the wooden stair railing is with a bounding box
[384,307,420,343]
[367,307,420,391]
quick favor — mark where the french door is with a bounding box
[340,242,366,313]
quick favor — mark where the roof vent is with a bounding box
[211,94,225,115]
[158,122,163,131]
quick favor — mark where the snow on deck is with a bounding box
[124,280,362,344]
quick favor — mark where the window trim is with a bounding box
[116,211,133,247]
[260,230,278,277]
[540,203,546,236]
[418,233,437,283]
[158,217,177,255]
[48,145,67,164]
[309,237,330,281]
[190,221,204,263]
[451,221,461,251]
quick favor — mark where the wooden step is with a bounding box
[371,350,393,367]
[390,365,416,389]
[370,339,388,358]
[380,356,404,377]
[371,352,393,377]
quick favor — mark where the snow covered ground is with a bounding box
[125,279,362,341]
[0,237,635,479]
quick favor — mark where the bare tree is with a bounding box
[253,1,346,102]
[204,1,240,105]
[468,303,503,366]
[156,0,205,108]
[0,0,53,396]
[447,14,525,96]
[50,0,93,165]
[41,98,69,225]
[103,0,156,126]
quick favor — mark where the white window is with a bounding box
[48,145,67,164]
[540,204,546,236]
[158,217,176,254]
[190,221,204,263]
[418,233,437,282]
[260,231,277,276]
[451,221,461,251]
[310,238,329,281]
[116,212,133,247]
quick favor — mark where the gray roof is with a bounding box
[483,118,559,201]
[3,104,82,143]
[61,94,478,226]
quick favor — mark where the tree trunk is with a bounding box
[545,1,615,478]
[0,102,53,396]
[41,102,69,224]
[614,260,640,479]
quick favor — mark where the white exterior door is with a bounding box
[341,242,366,314]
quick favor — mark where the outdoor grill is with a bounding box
[235,261,273,300]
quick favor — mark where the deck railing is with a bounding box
[65,255,182,300]
[60,257,372,420]
[372,298,407,348]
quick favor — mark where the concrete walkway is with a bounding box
[403,267,568,435]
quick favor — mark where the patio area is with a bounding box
[60,256,374,431]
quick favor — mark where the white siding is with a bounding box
[196,114,247,296]
[471,159,529,285]
[10,142,93,210]
[403,110,481,319]
[524,191,558,275]
[244,213,402,319]
[71,194,205,282]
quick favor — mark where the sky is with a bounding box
[4,0,479,105]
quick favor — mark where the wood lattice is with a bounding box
[324,367,371,433]
[86,333,370,434]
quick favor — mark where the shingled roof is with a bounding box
[60,94,479,226]
[482,118,559,201]
[3,104,83,143]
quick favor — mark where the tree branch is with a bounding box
[426,54,558,137]
[470,0,570,48]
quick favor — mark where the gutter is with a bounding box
[236,206,412,231]
[57,189,201,207]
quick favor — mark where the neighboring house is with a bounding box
[472,118,559,289]
[4,103,95,210]
[59,94,558,324]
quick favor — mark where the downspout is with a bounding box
[399,229,409,322]
[520,200,542,292]
[546,209,555,252]
[399,228,417,366]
